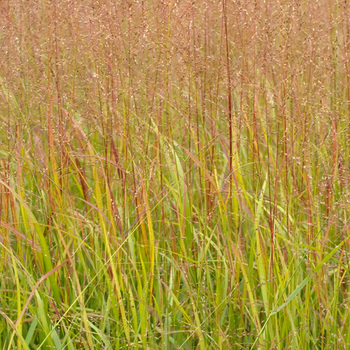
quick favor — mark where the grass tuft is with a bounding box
[1,1,350,349]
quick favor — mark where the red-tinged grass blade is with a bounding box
[14,260,68,328]
[0,222,42,252]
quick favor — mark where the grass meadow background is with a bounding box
[1,0,350,349]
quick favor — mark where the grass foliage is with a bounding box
[1,1,350,349]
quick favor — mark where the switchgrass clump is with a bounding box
[1,1,350,349]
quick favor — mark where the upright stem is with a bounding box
[223,0,233,201]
